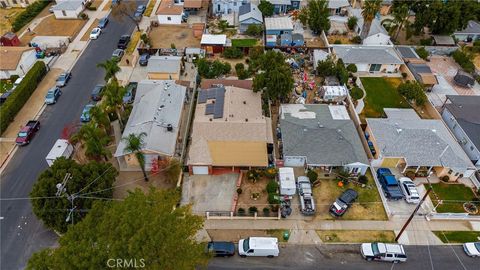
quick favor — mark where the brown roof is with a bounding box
[209,141,268,166]
[156,0,183,15]
[0,46,34,70]
[200,79,253,90]
[184,0,202,8]
[419,73,438,85]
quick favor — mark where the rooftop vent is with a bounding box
[166,124,173,132]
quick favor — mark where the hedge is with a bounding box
[12,1,51,32]
[0,61,47,134]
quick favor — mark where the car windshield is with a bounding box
[46,93,54,98]
[371,243,379,255]
[18,132,27,137]
[92,29,98,33]
[243,239,250,252]
[58,75,65,80]
[474,243,480,251]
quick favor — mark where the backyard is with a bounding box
[20,16,87,45]
[313,169,388,220]
[428,182,479,214]
[433,231,480,243]
[317,230,396,243]
[359,77,411,119]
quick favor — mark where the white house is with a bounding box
[52,1,85,19]
[156,0,184,25]
[0,47,36,79]
[0,0,40,8]
[332,45,403,73]
[212,0,246,15]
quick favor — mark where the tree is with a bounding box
[103,80,127,128]
[245,24,263,37]
[304,0,330,34]
[111,1,140,31]
[96,59,121,82]
[316,55,337,77]
[89,106,111,133]
[27,189,208,270]
[197,58,231,78]
[391,3,409,40]
[452,49,475,73]
[30,159,117,233]
[252,51,294,102]
[235,63,250,79]
[397,81,427,106]
[122,132,149,181]
[218,20,229,33]
[297,7,309,25]
[415,47,429,60]
[347,16,358,30]
[346,63,358,73]
[71,123,111,161]
[258,0,274,17]
[223,47,243,59]
[361,0,382,39]
[158,158,182,184]
[336,59,349,85]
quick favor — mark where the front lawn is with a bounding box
[232,39,259,47]
[317,230,396,243]
[360,77,411,119]
[428,182,478,213]
[433,231,480,243]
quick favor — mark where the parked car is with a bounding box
[117,35,130,49]
[463,242,480,257]
[90,27,101,40]
[91,85,105,101]
[297,176,315,216]
[139,53,150,66]
[0,89,14,105]
[361,243,407,263]
[123,82,137,104]
[136,5,146,14]
[238,237,279,257]
[329,188,358,217]
[398,177,420,204]
[133,11,143,21]
[44,87,62,104]
[376,168,404,200]
[206,241,235,257]
[112,49,124,61]
[16,120,40,146]
[56,72,71,87]
[98,17,109,28]
[80,102,96,122]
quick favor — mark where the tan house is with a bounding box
[0,46,36,79]
[187,83,273,174]
[146,56,182,80]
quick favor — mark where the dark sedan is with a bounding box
[117,35,130,49]
[206,242,235,257]
[139,53,150,66]
[91,84,105,101]
[98,17,109,28]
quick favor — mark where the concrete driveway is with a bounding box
[181,173,238,214]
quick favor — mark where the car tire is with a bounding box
[267,255,274,258]
[366,257,373,261]
[240,255,246,258]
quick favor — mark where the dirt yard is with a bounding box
[317,230,396,243]
[236,174,272,216]
[20,16,86,44]
[207,229,289,242]
[149,25,201,49]
[113,171,176,199]
[0,7,23,34]
[80,19,100,41]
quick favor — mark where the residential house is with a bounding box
[185,47,205,63]
[187,83,273,174]
[454,20,480,43]
[183,0,203,10]
[200,78,253,89]
[265,17,293,47]
[212,0,246,15]
[279,104,370,175]
[201,34,228,54]
[328,0,350,15]
[0,0,40,8]
[396,46,437,89]
[366,108,476,182]
[157,0,184,25]
[332,45,403,73]
[238,3,263,34]
[52,1,85,19]
[349,9,391,46]
[442,95,480,168]
[0,47,36,79]
[267,0,300,14]
[114,80,187,171]
[147,56,182,80]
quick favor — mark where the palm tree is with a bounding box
[72,123,111,162]
[391,4,409,41]
[361,0,382,40]
[103,80,126,129]
[97,59,121,82]
[90,106,111,133]
[122,132,148,181]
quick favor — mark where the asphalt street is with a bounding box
[209,244,479,270]
[0,4,144,268]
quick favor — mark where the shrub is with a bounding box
[452,50,475,73]
[80,13,89,20]
[347,16,358,30]
[346,64,357,73]
[223,47,243,59]
[247,169,261,183]
[334,39,342,44]
[266,180,279,194]
[268,193,280,204]
[419,38,433,46]
[350,86,363,100]
[415,47,429,60]
[249,206,258,215]
[401,72,408,78]
[306,170,318,184]
[441,175,450,182]
[237,207,245,216]
[245,24,263,37]
[358,175,368,184]
[236,188,242,195]
[11,0,51,32]
[235,63,250,79]
[406,171,416,180]
[263,207,270,216]
[350,36,362,44]
[0,62,47,133]
[264,167,277,179]
[197,59,231,78]
[397,81,427,106]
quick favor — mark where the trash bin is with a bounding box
[283,230,290,241]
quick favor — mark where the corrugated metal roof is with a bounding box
[265,17,293,31]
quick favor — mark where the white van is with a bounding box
[361,243,407,263]
[238,237,279,257]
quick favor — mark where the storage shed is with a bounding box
[0,32,20,46]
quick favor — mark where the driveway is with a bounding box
[181,173,238,214]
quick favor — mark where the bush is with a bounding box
[223,47,243,59]
[406,171,416,180]
[350,87,363,100]
[350,36,362,44]
[346,64,357,73]
[249,206,258,215]
[0,62,47,133]
[80,13,89,20]
[268,193,280,205]
[419,38,433,46]
[235,63,250,79]
[401,72,408,78]
[441,175,450,182]
[237,208,245,216]
[358,175,368,184]
[306,170,318,184]
[245,24,263,37]
[263,207,270,216]
[452,50,475,73]
[347,16,358,30]
[263,167,277,179]
[236,188,242,195]
[266,180,279,194]
[11,0,51,32]
[334,39,342,44]
[197,59,231,78]
[397,81,427,106]
[415,47,429,60]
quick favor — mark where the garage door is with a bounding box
[284,156,306,167]
[381,158,401,168]
[192,166,209,175]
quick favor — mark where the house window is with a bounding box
[454,172,459,176]
[351,167,359,174]
[167,17,171,21]
[448,169,453,174]
[335,7,341,14]
[62,10,67,17]
[217,4,221,12]
[369,64,381,72]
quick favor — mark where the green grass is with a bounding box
[0,76,18,93]
[317,230,396,243]
[232,39,259,47]
[266,229,290,242]
[350,86,364,100]
[360,77,411,118]
[433,231,480,243]
[428,182,478,213]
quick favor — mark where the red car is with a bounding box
[16,120,40,146]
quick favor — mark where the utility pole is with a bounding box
[56,173,76,225]
[395,187,432,242]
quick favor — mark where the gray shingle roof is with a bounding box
[114,80,186,157]
[238,3,262,23]
[445,95,480,150]
[333,45,403,65]
[280,104,369,166]
[397,46,419,59]
[455,20,480,35]
[265,17,293,31]
[367,109,474,172]
[52,1,84,11]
